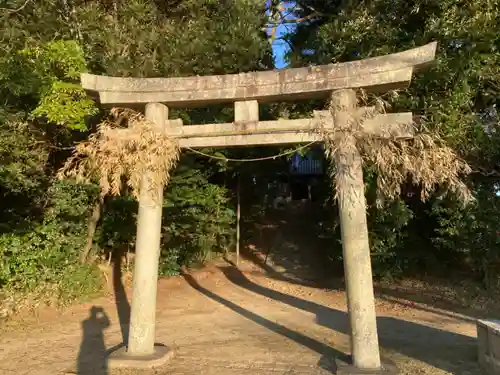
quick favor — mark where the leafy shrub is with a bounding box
[95,164,235,276]
[159,248,181,276]
[163,167,235,268]
[97,195,137,252]
[0,180,102,312]
[367,199,414,279]
[430,183,500,289]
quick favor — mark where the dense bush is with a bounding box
[0,180,102,313]
[96,164,236,276]
[163,166,235,268]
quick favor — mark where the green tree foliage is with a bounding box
[0,0,272,312]
[285,0,500,284]
[0,181,101,302]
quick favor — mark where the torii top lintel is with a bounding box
[81,42,437,108]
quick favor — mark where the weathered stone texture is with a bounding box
[332,89,381,370]
[81,43,437,107]
[171,112,414,148]
[127,103,169,356]
[478,319,500,375]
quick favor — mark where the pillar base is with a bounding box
[108,344,174,369]
[335,358,398,375]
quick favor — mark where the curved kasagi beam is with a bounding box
[81,42,437,107]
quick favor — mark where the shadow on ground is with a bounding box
[375,284,491,324]
[220,266,478,374]
[75,255,131,375]
[112,253,131,346]
[181,269,350,373]
[77,306,110,375]
[240,204,335,289]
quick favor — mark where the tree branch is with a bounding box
[32,140,75,151]
[0,0,32,13]
[266,12,321,26]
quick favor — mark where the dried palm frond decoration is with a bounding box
[359,132,472,204]
[58,108,180,201]
[319,90,472,207]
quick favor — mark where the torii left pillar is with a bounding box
[108,102,174,369]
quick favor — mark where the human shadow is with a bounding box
[77,306,110,375]
[181,269,349,373]
[112,252,131,346]
[221,266,478,374]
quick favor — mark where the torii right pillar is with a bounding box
[331,89,390,374]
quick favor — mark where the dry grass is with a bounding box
[319,90,472,207]
[58,108,180,201]
[59,95,471,208]
[362,133,472,204]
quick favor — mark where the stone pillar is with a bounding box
[331,89,381,370]
[477,319,500,375]
[127,102,168,356]
[235,100,259,122]
[233,100,259,266]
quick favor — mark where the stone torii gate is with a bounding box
[81,42,437,372]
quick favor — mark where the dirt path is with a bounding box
[241,203,333,285]
[0,262,479,375]
[0,206,482,375]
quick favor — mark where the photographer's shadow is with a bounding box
[77,306,110,375]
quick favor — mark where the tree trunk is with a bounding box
[80,198,103,264]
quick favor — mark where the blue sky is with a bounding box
[265,1,298,69]
[272,29,292,69]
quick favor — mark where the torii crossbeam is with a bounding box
[81,42,437,373]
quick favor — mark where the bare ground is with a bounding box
[0,205,483,375]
